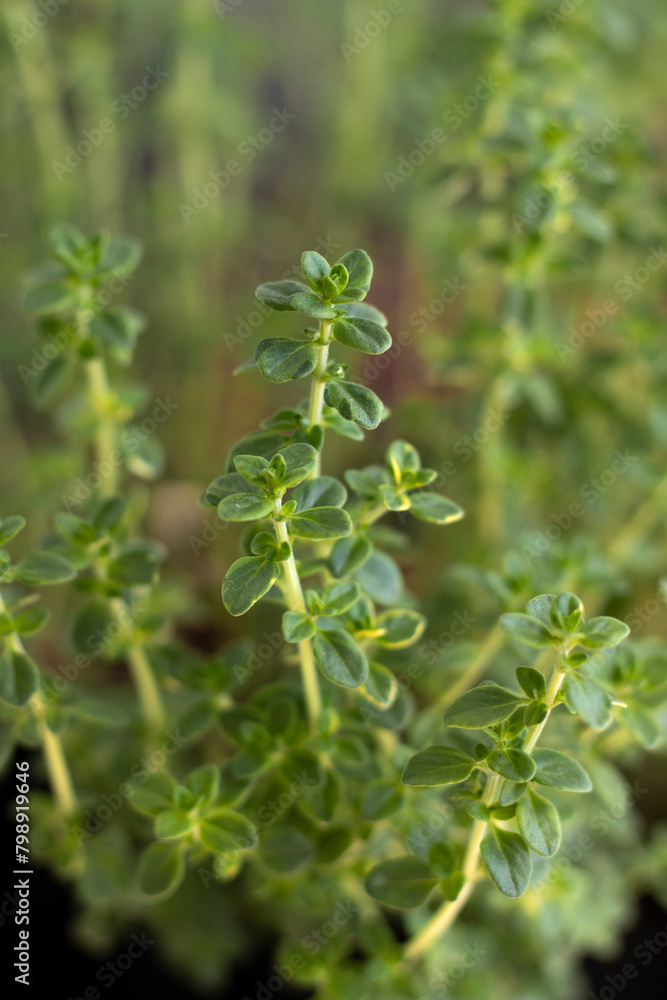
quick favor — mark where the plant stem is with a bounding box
[306,321,332,477]
[404,772,500,964]
[0,592,77,816]
[404,657,566,963]
[273,504,322,733]
[84,355,119,498]
[109,597,166,733]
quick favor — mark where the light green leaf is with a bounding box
[364,857,437,909]
[22,280,74,312]
[301,250,330,292]
[563,673,613,729]
[0,516,26,547]
[156,809,195,840]
[375,609,426,649]
[329,534,372,578]
[184,764,220,810]
[358,661,398,709]
[578,616,630,648]
[409,492,464,525]
[13,551,77,586]
[217,493,273,522]
[282,610,315,643]
[138,841,185,898]
[199,808,257,854]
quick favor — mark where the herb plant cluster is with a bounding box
[1,227,664,999]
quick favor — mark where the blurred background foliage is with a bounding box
[2,0,667,996]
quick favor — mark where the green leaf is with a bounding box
[289,292,337,320]
[279,442,318,481]
[199,808,257,854]
[22,280,74,312]
[444,683,525,729]
[138,842,184,898]
[386,440,421,478]
[337,301,387,326]
[292,476,347,511]
[516,667,546,700]
[480,826,532,898]
[335,249,373,298]
[55,512,98,546]
[260,826,316,872]
[226,431,285,471]
[222,557,279,616]
[516,788,561,857]
[361,779,402,820]
[316,580,360,614]
[487,748,536,783]
[0,651,40,707]
[71,600,114,656]
[562,673,613,729]
[0,516,26,546]
[409,492,464,525]
[500,613,556,648]
[96,235,143,277]
[301,250,330,292]
[282,610,315,642]
[578,616,630,649]
[89,308,143,349]
[401,746,475,786]
[184,764,220,810]
[313,628,368,688]
[329,534,372,578]
[107,544,160,586]
[129,772,178,816]
[156,808,195,840]
[364,857,436,909]
[549,592,584,632]
[375,609,426,649]
[254,338,318,383]
[12,606,50,636]
[255,279,310,311]
[525,594,556,627]
[354,550,403,604]
[217,493,273,522]
[358,661,398,709]
[439,872,466,901]
[13,551,77,586]
[288,506,352,541]
[332,317,391,355]
[324,381,383,430]
[32,355,74,408]
[204,472,262,508]
[531,748,592,792]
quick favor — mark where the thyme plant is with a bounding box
[3,232,665,998]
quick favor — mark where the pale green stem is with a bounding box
[273,504,322,733]
[84,355,119,498]
[109,597,166,733]
[404,657,566,963]
[306,321,332,477]
[0,592,77,815]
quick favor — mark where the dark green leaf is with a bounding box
[516,667,546,700]
[292,476,347,511]
[501,613,556,649]
[282,610,315,642]
[516,788,561,857]
[313,628,368,687]
[288,506,352,540]
[222,557,279,616]
[0,516,26,546]
[578,616,630,648]
[217,493,273,522]
[289,292,337,320]
[358,661,398,709]
[329,534,372,578]
[402,746,475,786]
[22,281,74,312]
[335,249,372,298]
[549,592,584,632]
[138,841,185,897]
[12,606,50,636]
[301,250,330,292]
[324,381,384,430]
[480,826,532,898]
[531,748,592,792]
[255,279,310,311]
[444,683,525,729]
[488,748,536,783]
[361,780,402,820]
[255,338,318,383]
[332,317,391,355]
[0,651,40,707]
[205,472,262,508]
[260,826,315,872]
